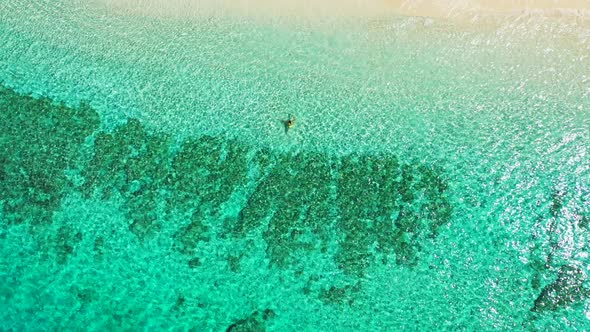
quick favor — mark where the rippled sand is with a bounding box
[94,0,590,19]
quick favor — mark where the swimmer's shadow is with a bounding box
[280,113,295,134]
[282,119,291,134]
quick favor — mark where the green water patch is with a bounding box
[0,85,99,226]
[2,82,589,329]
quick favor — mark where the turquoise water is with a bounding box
[1,1,590,330]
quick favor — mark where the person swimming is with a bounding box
[282,114,296,134]
[286,114,296,128]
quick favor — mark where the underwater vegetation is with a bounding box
[532,264,588,313]
[1,84,588,326]
[0,85,99,226]
[65,92,453,281]
[528,186,590,314]
[1,84,453,298]
[225,309,276,332]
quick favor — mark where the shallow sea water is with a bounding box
[1,0,590,330]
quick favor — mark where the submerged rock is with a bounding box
[225,309,275,332]
[175,212,210,254]
[318,283,360,306]
[532,265,589,313]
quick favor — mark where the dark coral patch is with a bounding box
[82,118,171,239]
[54,226,82,264]
[188,257,201,268]
[532,265,589,312]
[227,254,242,273]
[93,236,105,261]
[70,285,97,305]
[226,309,275,332]
[234,151,334,267]
[319,284,360,306]
[175,212,210,254]
[170,136,248,213]
[334,154,451,274]
[0,85,99,225]
[81,118,251,250]
[528,186,590,314]
[168,136,249,252]
[233,150,452,276]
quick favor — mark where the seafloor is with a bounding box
[1,1,590,331]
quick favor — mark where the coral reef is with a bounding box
[532,265,588,312]
[1,85,455,318]
[0,86,99,225]
[234,151,334,267]
[529,186,590,313]
[226,309,275,332]
[233,152,452,276]
[82,118,171,238]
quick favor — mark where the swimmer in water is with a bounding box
[283,114,296,133]
[286,114,296,128]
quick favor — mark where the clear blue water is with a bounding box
[1,1,590,330]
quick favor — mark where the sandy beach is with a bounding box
[95,0,590,20]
